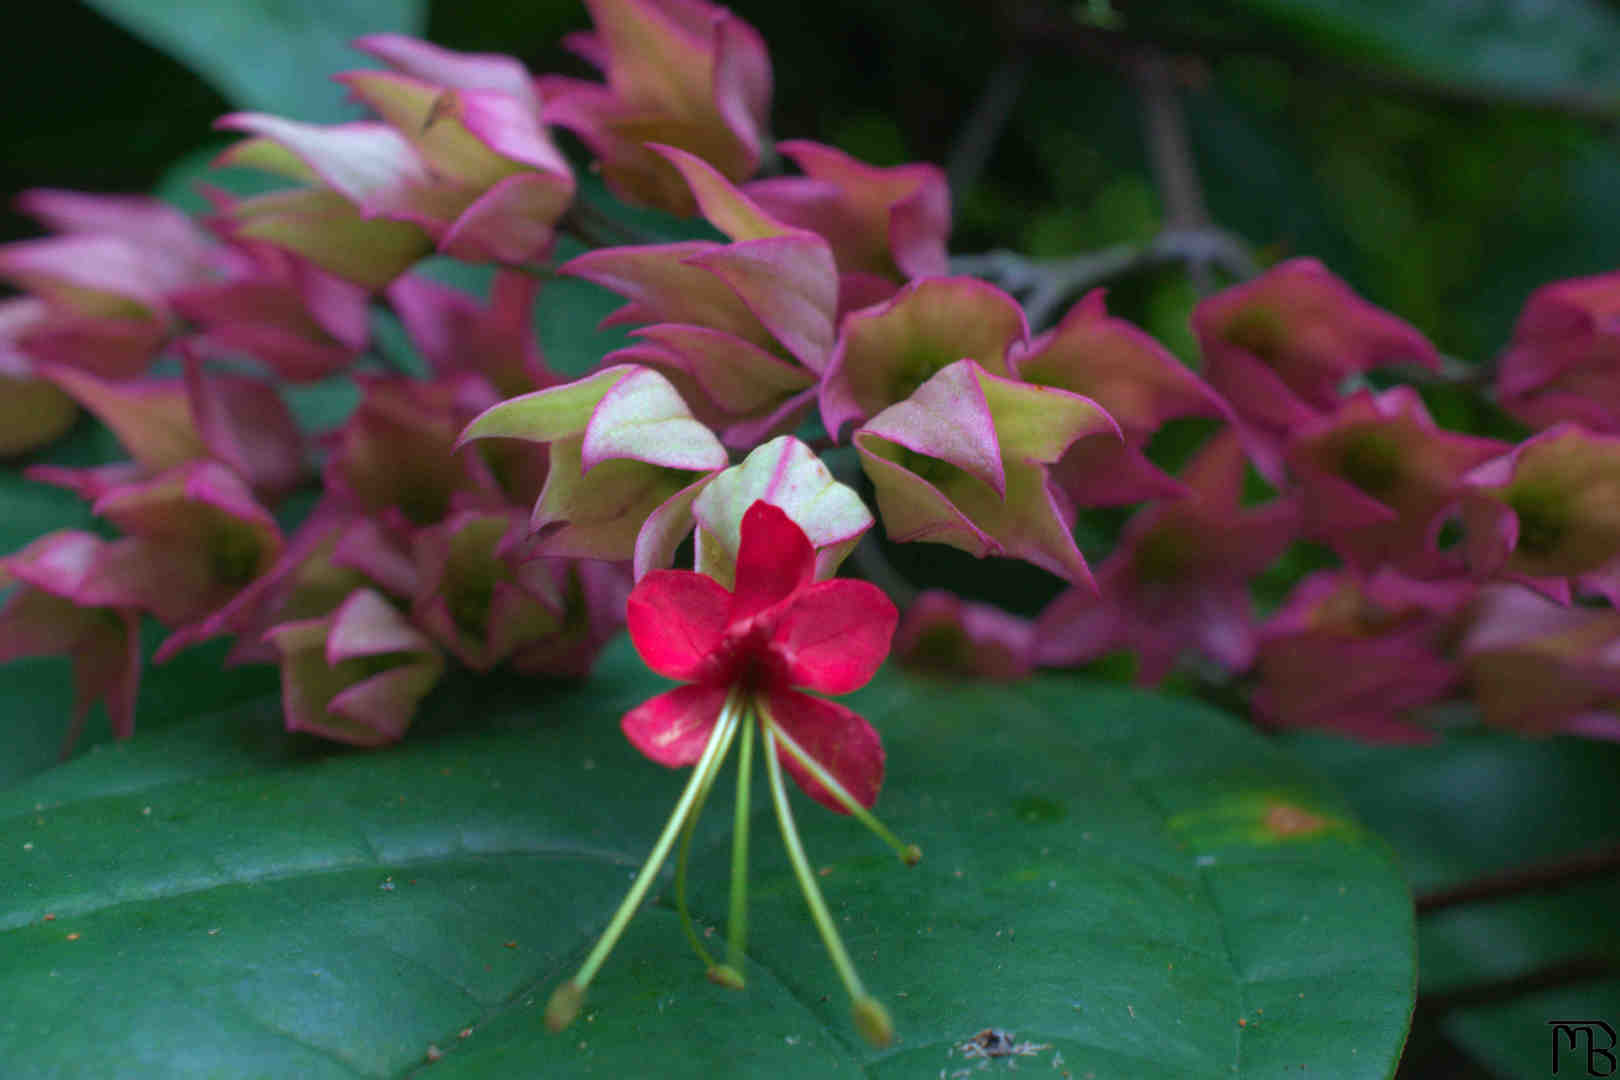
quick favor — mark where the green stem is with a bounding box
[762,705,921,866]
[726,705,757,975]
[569,695,743,992]
[761,725,868,1003]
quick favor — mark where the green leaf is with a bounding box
[1288,730,1620,1076]
[0,644,1414,1076]
[1156,0,1620,102]
[79,0,428,123]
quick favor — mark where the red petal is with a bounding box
[774,578,897,693]
[764,688,884,813]
[622,683,730,767]
[730,501,813,622]
[627,569,731,680]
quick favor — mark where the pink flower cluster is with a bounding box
[3,0,1620,757]
[0,24,646,747]
[1025,259,1620,743]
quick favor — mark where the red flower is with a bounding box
[622,500,896,811]
[547,500,910,1048]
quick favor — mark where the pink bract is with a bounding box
[894,590,1035,681]
[0,298,78,456]
[1037,429,1296,683]
[1460,584,1620,740]
[1016,289,1235,508]
[411,509,570,672]
[0,531,142,746]
[1287,386,1509,576]
[854,358,1118,587]
[744,139,949,281]
[563,146,839,384]
[1253,569,1473,742]
[1194,258,1440,478]
[87,461,283,629]
[172,243,370,384]
[265,587,444,746]
[1461,423,1620,599]
[387,270,558,401]
[1496,270,1620,433]
[820,275,1027,442]
[540,0,771,214]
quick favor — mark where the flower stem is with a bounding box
[762,725,893,1047]
[764,710,921,866]
[547,694,743,1031]
[725,705,757,977]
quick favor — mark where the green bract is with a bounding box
[458,364,728,573]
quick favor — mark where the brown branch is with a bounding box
[1131,46,1217,296]
[1418,955,1617,1014]
[1417,842,1620,915]
[1134,49,1208,231]
[952,226,1256,327]
[946,50,1032,202]
[558,198,653,250]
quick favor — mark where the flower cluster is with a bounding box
[0,102,622,750]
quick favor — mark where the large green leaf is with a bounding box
[1289,730,1620,1076]
[0,642,1414,1076]
[79,0,428,122]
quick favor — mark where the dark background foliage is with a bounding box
[9,0,1620,362]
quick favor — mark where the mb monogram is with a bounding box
[1550,1020,1617,1076]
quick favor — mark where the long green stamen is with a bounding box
[673,731,725,976]
[546,693,744,1031]
[762,724,894,1048]
[724,701,758,979]
[760,702,921,866]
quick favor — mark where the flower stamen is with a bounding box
[762,723,895,1048]
[546,688,745,1032]
[761,698,922,866]
[723,701,758,982]
[674,729,724,978]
